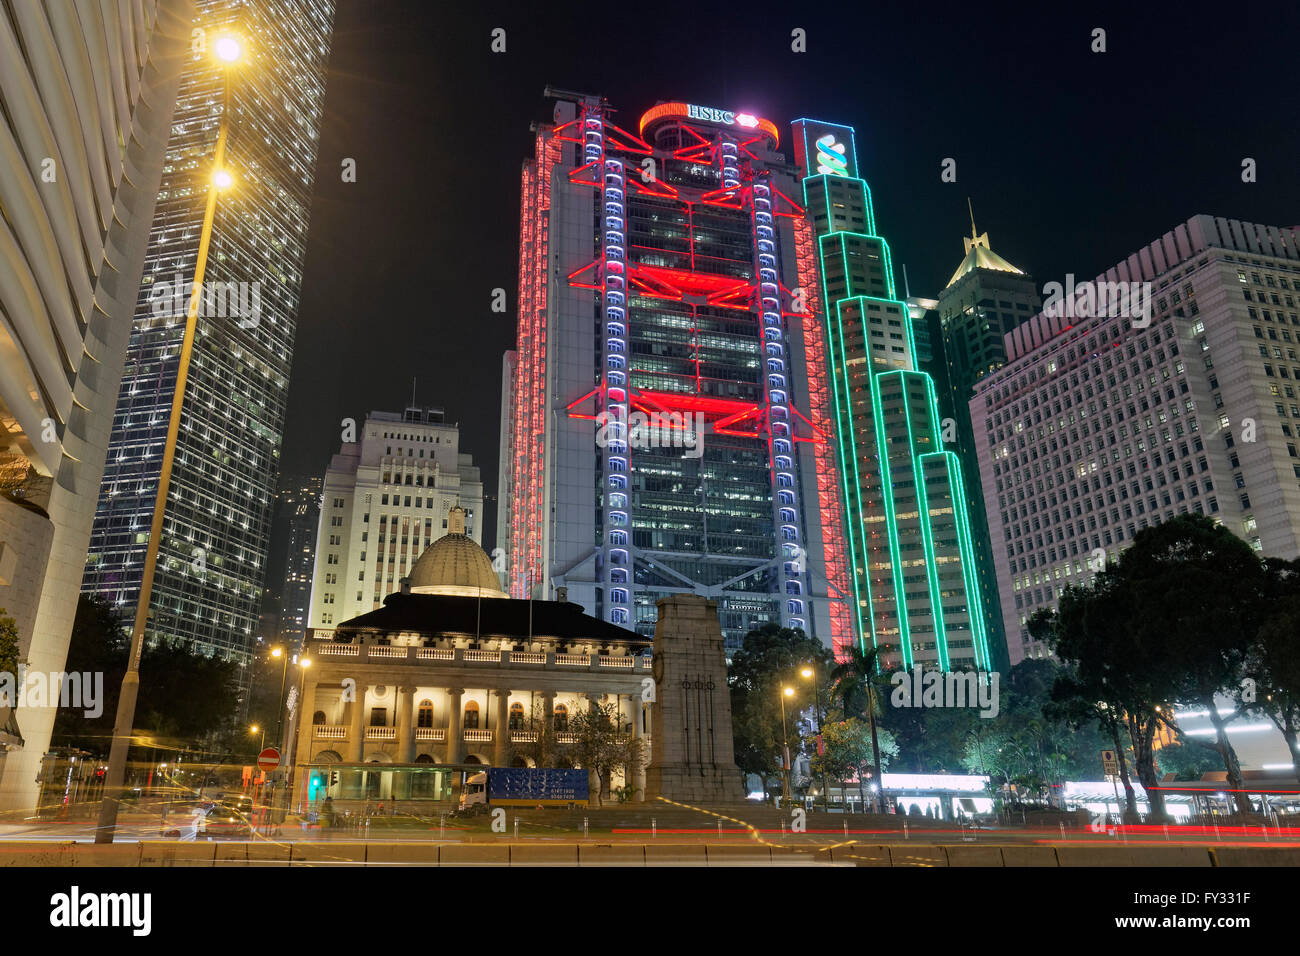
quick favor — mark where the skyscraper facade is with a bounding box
[82,0,335,662]
[971,215,1300,663]
[0,0,194,809]
[794,120,992,671]
[499,96,852,652]
[265,475,322,651]
[307,408,484,629]
[929,228,1040,671]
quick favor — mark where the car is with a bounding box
[159,803,208,840]
[222,794,254,815]
[200,804,253,840]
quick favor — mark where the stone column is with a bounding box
[493,690,511,767]
[396,686,415,800]
[346,682,365,762]
[291,680,317,812]
[630,694,647,802]
[345,681,366,800]
[397,686,416,763]
[446,688,464,764]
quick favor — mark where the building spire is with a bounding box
[967,196,977,240]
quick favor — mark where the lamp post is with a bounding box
[282,656,311,814]
[779,686,794,806]
[271,646,289,742]
[800,663,829,811]
[96,33,245,843]
[251,725,265,753]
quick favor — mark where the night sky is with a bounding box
[285,0,1300,549]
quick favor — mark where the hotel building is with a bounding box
[971,214,1300,663]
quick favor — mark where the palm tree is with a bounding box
[830,643,886,813]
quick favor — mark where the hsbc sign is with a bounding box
[687,103,736,125]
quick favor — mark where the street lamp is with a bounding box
[799,662,829,811]
[282,656,312,814]
[271,646,289,743]
[250,724,265,753]
[779,686,794,806]
[97,30,247,843]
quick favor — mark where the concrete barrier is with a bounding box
[1056,845,1212,867]
[942,844,1005,867]
[289,842,369,865]
[579,844,646,866]
[510,844,579,866]
[1000,845,1059,867]
[365,842,440,865]
[0,841,75,866]
[889,846,948,867]
[1211,846,1300,867]
[706,843,772,866]
[829,844,891,866]
[439,843,510,865]
[645,844,707,866]
[139,841,216,867]
[769,845,823,865]
[68,842,143,867]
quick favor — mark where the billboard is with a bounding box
[791,119,859,180]
[487,768,590,806]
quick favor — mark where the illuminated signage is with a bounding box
[639,102,780,144]
[790,119,858,180]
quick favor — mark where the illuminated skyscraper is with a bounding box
[499,95,853,652]
[924,223,1041,671]
[793,120,991,670]
[82,0,335,662]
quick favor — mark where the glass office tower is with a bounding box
[793,119,991,670]
[82,0,336,662]
[500,96,852,652]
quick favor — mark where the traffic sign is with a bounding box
[257,747,281,773]
[1101,749,1119,776]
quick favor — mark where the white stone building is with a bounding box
[307,407,484,630]
[970,215,1300,666]
[294,512,652,809]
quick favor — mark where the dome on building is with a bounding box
[405,507,506,599]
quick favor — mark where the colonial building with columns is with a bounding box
[291,509,652,809]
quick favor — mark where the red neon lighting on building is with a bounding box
[638,102,780,146]
[792,212,855,659]
[509,129,561,599]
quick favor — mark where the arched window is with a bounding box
[417,699,434,728]
[553,703,568,732]
[509,702,525,730]
[312,711,326,725]
[463,700,479,729]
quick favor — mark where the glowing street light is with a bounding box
[212,168,234,190]
[214,35,242,64]
[780,685,795,804]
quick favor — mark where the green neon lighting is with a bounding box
[802,160,990,672]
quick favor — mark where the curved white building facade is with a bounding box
[0,0,193,810]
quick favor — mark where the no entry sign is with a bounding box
[257,747,281,773]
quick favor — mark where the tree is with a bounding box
[0,609,21,686]
[1245,558,1300,783]
[829,643,891,810]
[53,596,240,759]
[728,623,831,803]
[1155,740,1223,780]
[1033,560,1176,820]
[809,717,897,810]
[1121,515,1267,814]
[568,699,644,807]
[511,698,564,769]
